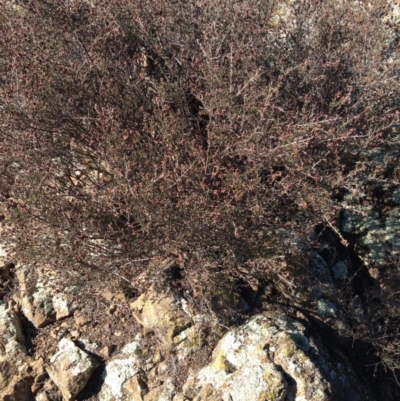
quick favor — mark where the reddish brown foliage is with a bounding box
[0,0,399,369]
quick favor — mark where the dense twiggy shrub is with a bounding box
[1,0,400,367]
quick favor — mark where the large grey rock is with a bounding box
[47,338,99,401]
[178,314,362,401]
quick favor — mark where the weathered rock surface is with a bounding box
[98,340,143,401]
[0,301,27,364]
[15,265,77,328]
[131,289,193,346]
[46,338,99,401]
[178,313,362,401]
[143,378,176,401]
[0,301,33,401]
[341,148,400,270]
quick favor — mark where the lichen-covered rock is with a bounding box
[342,201,400,268]
[131,289,192,346]
[144,378,176,401]
[52,293,77,321]
[181,316,288,401]
[98,341,143,401]
[173,324,202,360]
[341,146,400,270]
[0,301,27,363]
[179,314,362,401]
[15,265,78,328]
[0,301,33,401]
[46,338,99,401]
[15,267,56,328]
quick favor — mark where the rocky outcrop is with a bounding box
[0,277,398,401]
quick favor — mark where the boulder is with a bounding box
[178,314,362,401]
[46,338,99,401]
[341,148,400,270]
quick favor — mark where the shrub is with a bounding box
[0,0,399,369]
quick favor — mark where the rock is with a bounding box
[74,312,91,327]
[15,267,56,328]
[340,148,400,270]
[98,341,143,401]
[0,243,7,266]
[317,299,339,319]
[100,345,112,359]
[123,375,148,401]
[392,187,400,204]
[173,325,202,360]
[0,301,35,400]
[46,338,99,401]
[14,264,79,328]
[53,293,76,320]
[131,289,192,346]
[0,301,27,364]
[0,360,16,391]
[178,314,362,401]
[102,288,114,302]
[144,378,176,401]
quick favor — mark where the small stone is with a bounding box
[30,357,44,370]
[124,375,148,400]
[70,330,80,339]
[53,293,75,320]
[100,345,112,358]
[102,288,114,302]
[153,351,162,364]
[317,299,338,319]
[35,391,50,401]
[75,313,91,327]
[98,341,142,401]
[114,292,127,303]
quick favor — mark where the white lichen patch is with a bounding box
[99,341,142,401]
